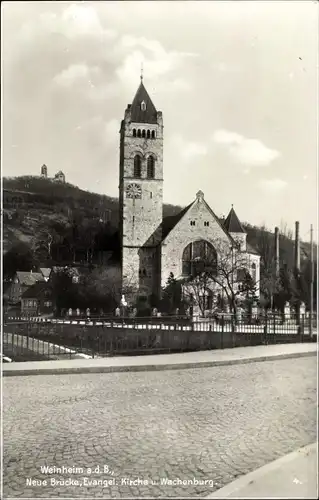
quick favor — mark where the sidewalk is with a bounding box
[3,342,317,377]
[207,443,318,498]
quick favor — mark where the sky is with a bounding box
[2,1,318,241]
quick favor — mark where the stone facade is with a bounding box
[161,193,231,287]
[119,81,163,298]
[118,80,261,307]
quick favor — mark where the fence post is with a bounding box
[221,315,224,348]
[264,315,268,344]
[273,314,276,344]
[26,322,30,351]
[231,314,236,348]
[301,314,305,342]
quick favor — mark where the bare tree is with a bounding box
[182,238,258,316]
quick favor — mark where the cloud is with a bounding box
[18,4,117,44]
[60,4,116,40]
[258,178,288,194]
[172,135,207,162]
[212,129,280,168]
[53,63,100,87]
[115,35,197,90]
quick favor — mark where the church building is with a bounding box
[119,77,260,309]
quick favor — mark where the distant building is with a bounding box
[41,164,48,178]
[39,164,66,183]
[8,271,45,304]
[54,171,66,183]
[21,282,54,316]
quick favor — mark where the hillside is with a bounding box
[3,176,184,257]
[3,176,315,269]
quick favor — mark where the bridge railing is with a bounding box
[3,313,317,361]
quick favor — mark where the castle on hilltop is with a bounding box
[40,164,66,184]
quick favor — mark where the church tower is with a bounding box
[119,76,163,300]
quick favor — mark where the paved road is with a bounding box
[3,357,317,498]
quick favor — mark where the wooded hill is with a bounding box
[3,175,315,271]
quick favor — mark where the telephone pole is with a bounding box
[310,224,314,337]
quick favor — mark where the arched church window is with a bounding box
[133,129,136,137]
[137,129,141,138]
[151,130,155,139]
[147,156,155,179]
[141,101,146,111]
[182,240,217,277]
[147,130,151,139]
[134,155,142,178]
[142,129,146,138]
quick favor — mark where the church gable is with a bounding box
[161,191,236,285]
[162,191,232,247]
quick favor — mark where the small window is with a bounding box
[142,129,146,138]
[204,221,209,227]
[137,129,141,138]
[141,101,146,111]
[190,221,195,226]
[151,130,155,139]
[133,129,136,137]
[150,192,153,199]
[143,269,147,276]
[147,130,151,139]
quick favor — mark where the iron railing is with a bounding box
[2,313,317,362]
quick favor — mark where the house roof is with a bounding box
[130,80,158,124]
[16,272,45,286]
[22,282,53,299]
[223,207,246,234]
[40,267,51,278]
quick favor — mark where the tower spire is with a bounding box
[140,62,143,82]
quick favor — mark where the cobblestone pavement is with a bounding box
[3,357,317,499]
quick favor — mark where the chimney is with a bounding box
[294,221,300,272]
[274,226,280,277]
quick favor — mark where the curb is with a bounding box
[206,442,318,498]
[3,349,316,377]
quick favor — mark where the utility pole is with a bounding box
[310,224,314,337]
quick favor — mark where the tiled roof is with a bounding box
[22,282,53,299]
[16,272,45,286]
[224,207,246,234]
[130,81,158,124]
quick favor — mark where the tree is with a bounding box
[183,238,258,316]
[51,268,80,315]
[161,272,184,314]
[3,242,38,279]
